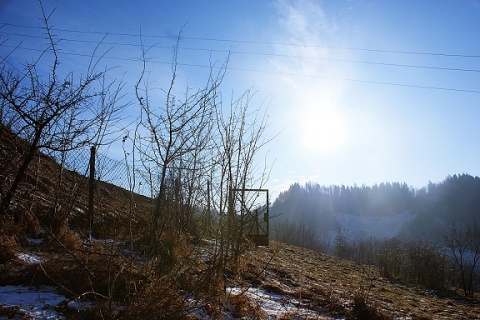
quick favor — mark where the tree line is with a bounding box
[272,174,480,240]
[271,175,480,297]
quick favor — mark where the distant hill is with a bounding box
[271,176,480,246]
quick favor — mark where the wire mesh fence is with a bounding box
[100,154,160,198]
[48,146,155,198]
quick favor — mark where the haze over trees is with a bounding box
[272,174,480,241]
[271,174,480,296]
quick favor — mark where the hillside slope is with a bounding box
[1,124,479,319]
[236,242,480,319]
[2,239,480,319]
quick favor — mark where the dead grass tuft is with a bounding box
[120,277,187,320]
[228,291,265,319]
[352,293,392,320]
[50,225,83,250]
[0,230,17,264]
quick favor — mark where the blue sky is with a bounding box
[2,0,480,198]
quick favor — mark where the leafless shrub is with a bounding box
[121,277,187,320]
[272,219,327,252]
[335,237,449,292]
[0,3,126,224]
[442,221,480,296]
[128,33,271,310]
[404,241,447,289]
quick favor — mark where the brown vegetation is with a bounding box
[240,241,480,319]
[1,8,479,317]
[1,121,480,319]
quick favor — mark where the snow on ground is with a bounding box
[0,285,66,319]
[26,238,44,246]
[227,286,340,320]
[0,285,94,319]
[16,253,42,265]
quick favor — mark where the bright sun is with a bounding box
[299,106,347,155]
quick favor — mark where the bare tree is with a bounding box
[442,221,480,296]
[133,36,227,252]
[0,5,126,220]
[209,89,270,268]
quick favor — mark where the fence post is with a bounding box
[88,146,96,240]
[206,180,211,232]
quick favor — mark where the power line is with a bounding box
[0,44,148,63]
[3,22,480,59]
[221,66,480,94]
[2,26,480,94]
[3,29,480,75]
[2,44,480,94]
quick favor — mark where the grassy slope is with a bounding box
[240,241,480,319]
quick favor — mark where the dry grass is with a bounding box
[240,241,480,319]
[228,292,265,319]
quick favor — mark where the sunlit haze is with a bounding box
[2,0,480,199]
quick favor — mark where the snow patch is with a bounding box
[26,238,45,245]
[0,285,96,319]
[0,285,66,320]
[227,286,337,319]
[16,253,42,265]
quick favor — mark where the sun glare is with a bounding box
[299,106,347,155]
